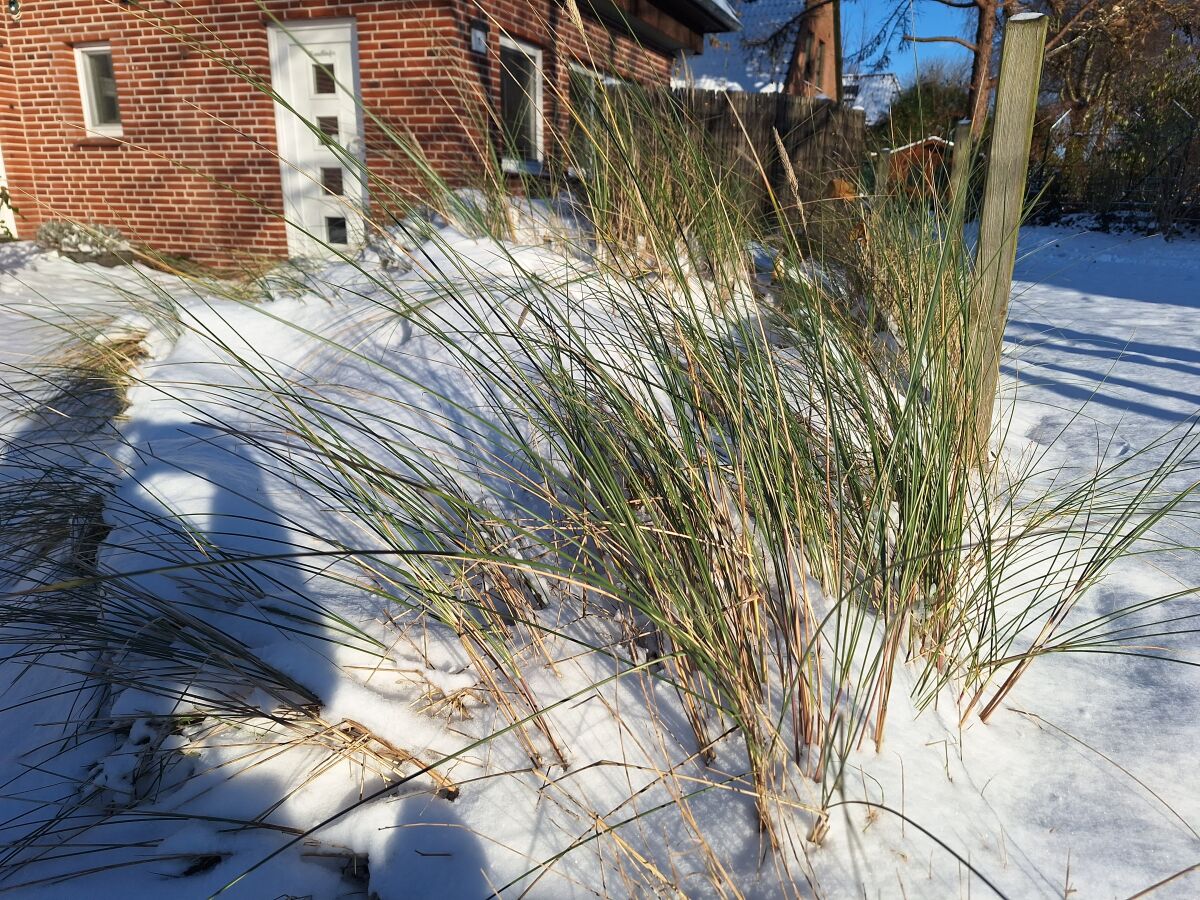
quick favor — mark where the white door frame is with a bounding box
[267,18,367,257]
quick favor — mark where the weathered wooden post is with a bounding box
[971,12,1048,459]
[948,118,973,218]
[873,148,891,197]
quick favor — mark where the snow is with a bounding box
[841,72,901,126]
[888,134,954,154]
[0,225,1198,897]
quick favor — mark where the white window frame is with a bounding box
[498,36,544,174]
[568,62,623,88]
[74,42,123,138]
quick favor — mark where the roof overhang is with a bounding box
[660,0,740,34]
[580,0,739,54]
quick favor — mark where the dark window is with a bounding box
[500,43,540,163]
[326,216,348,244]
[313,62,336,95]
[82,48,121,127]
[568,69,601,173]
[316,115,339,139]
[321,167,344,196]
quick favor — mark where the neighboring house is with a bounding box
[0,0,738,262]
[674,0,840,99]
[841,72,899,126]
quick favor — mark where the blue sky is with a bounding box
[841,0,978,85]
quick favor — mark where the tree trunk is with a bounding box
[967,0,999,138]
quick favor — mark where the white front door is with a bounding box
[268,20,365,257]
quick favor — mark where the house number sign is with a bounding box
[469,20,489,55]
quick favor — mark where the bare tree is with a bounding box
[1036,0,1198,123]
[901,0,1000,140]
[740,0,842,97]
[843,0,997,139]
[786,0,1196,140]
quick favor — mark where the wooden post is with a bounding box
[948,118,973,218]
[873,148,891,196]
[971,12,1048,459]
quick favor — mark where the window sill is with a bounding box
[501,158,544,177]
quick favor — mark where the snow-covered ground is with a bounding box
[0,247,163,434]
[0,226,1197,898]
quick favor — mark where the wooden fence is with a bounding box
[672,89,867,216]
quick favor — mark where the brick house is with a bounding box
[0,0,737,262]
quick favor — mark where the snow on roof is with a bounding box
[672,0,802,94]
[704,0,740,27]
[841,72,901,125]
[677,0,742,34]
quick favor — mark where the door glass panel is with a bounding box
[313,62,336,95]
[326,216,348,244]
[321,167,344,196]
[316,115,339,139]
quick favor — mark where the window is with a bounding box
[499,37,543,171]
[567,65,622,177]
[568,66,600,173]
[316,115,340,139]
[796,30,816,72]
[321,167,344,196]
[814,41,827,92]
[326,216,348,244]
[313,62,337,95]
[75,43,122,137]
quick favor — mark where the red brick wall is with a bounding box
[786,1,838,98]
[0,0,675,264]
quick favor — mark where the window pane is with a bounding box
[313,63,336,95]
[500,46,538,162]
[86,51,121,126]
[321,167,344,196]
[326,216,348,244]
[317,115,339,139]
[568,71,598,170]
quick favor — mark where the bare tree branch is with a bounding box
[1046,0,1104,51]
[929,0,978,8]
[902,34,980,52]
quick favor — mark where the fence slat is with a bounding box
[670,88,866,217]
